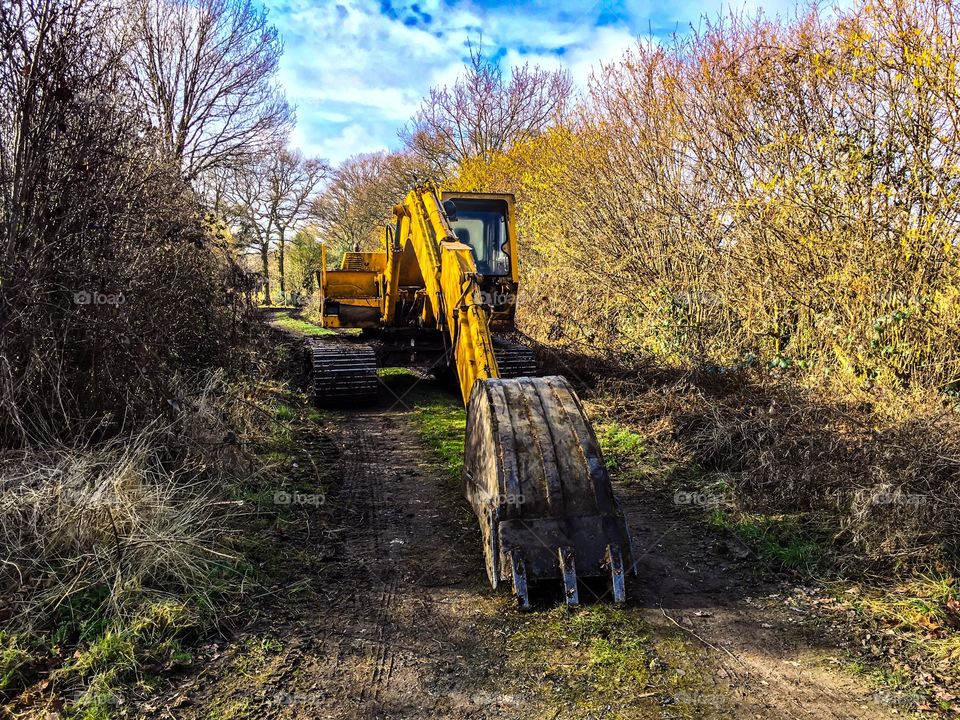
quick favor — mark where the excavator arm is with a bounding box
[388,185,500,401]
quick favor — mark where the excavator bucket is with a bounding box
[463,375,634,608]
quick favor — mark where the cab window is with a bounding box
[448,199,511,276]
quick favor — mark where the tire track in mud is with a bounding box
[338,421,400,717]
[329,412,492,720]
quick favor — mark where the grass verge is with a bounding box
[270,315,335,338]
[0,374,328,719]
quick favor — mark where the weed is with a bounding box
[273,404,295,422]
[596,422,646,470]
[0,632,34,691]
[233,636,283,677]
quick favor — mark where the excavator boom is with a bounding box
[387,186,501,401]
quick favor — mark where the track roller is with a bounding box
[306,340,378,406]
[463,375,634,607]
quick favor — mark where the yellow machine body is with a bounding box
[318,186,520,401]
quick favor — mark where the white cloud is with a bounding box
[296,123,389,165]
[265,0,826,165]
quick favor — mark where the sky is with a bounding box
[261,0,808,165]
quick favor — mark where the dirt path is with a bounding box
[624,487,909,719]
[136,382,915,720]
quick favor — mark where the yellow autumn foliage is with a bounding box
[450,0,960,399]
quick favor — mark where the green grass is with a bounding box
[595,421,659,485]
[273,403,295,422]
[52,598,205,719]
[590,414,682,486]
[0,632,34,692]
[707,509,824,572]
[503,604,726,718]
[508,605,652,713]
[203,697,252,720]
[377,368,467,479]
[250,399,299,467]
[411,402,466,480]
[271,315,334,337]
[597,422,646,468]
[844,572,960,679]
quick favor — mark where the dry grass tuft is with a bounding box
[0,371,260,633]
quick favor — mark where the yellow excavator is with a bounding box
[310,183,632,607]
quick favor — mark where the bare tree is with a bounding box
[313,151,424,263]
[0,0,252,445]
[402,45,572,171]
[223,147,327,304]
[266,150,328,302]
[223,153,274,302]
[128,0,293,181]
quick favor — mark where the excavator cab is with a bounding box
[446,198,512,277]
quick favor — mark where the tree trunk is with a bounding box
[278,226,286,304]
[261,244,271,305]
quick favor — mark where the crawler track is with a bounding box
[307,340,378,405]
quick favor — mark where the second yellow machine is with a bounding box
[311,183,633,607]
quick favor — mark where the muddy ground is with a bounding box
[135,355,913,720]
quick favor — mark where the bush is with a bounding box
[0,1,256,448]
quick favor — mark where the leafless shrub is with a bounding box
[595,372,960,566]
[442,0,960,569]
[0,0,258,447]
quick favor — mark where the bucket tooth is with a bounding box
[606,544,627,604]
[558,546,579,606]
[509,551,530,610]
